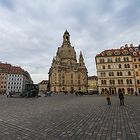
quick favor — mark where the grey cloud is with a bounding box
[0,0,140,83]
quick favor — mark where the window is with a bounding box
[101,72,106,77]
[109,72,114,76]
[115,57,121,62]
[126,79,132,84]
[110,80,115,85]
[101,80,106,85]
[71,74,73,79]
[108,58,112,62]
[136,72,138,76]
[134,58,136,61]
[108,65,111,69]
[102,65,105,69]
[119,64,121,68]
[124,64,130,68]
[100,59,104,63]
[124,57,129,61]
[128,71,131,76]
[135,65,137,68]
[127,64,130,68]
[117,72,123,76]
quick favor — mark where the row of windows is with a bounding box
[1,86,22,89]
[134,58,140,61]
[9,75,22,77]
[0,86,6,88]
[0,77,7,80]
[8,78,22,81]
[135,64,140,68]
[0,73,7,75]
[101,71,132,77]
[101,79,133,85]
[99,57,130,63]
[0,81,7,84]
[8,86,21,89]
[8,82,22,85]
[102,64,130,69]
[101,88,134,94]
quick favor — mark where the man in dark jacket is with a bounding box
[118,91,124,106]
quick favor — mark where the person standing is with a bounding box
[106,91,111,105]
[118,90,124,106]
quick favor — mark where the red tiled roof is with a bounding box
[96,44,140,57]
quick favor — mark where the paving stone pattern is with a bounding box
[0,94,140,140]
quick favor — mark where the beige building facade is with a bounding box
[96,44,140,95]
[88,76,98,93]
[38,80,48,94]
[49,30,88,93]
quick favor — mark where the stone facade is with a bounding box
[49,30,88,93]
[88,76,98,93]
[38,80,48,94]
[95,44,140,95]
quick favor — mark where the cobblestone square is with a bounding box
[0,94,140,140]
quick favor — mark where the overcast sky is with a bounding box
[0,0,140,83]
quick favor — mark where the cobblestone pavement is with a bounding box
[0,94,140,140]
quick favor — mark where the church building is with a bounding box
[49,30,88,93]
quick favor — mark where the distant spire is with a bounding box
[79,51,85,66]
[64,29,69,35]
[79,51,84,59]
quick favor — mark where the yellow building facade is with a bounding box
[88,76,98,93]
[96,44,140,95]
[49,30,88,93]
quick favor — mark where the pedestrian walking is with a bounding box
[106,91,111,105]
[6,91,9,98]
[118,90,124,106]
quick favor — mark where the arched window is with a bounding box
[124,64,127,68]
[100,59,104,63]
[120,72,122,76]
[109,72,114,76]
[128,71,131,76]
[101,72,106,77]
[126,79,129,84]
[102,65,105,69]
[126,57,129,61]
[119,64,121,68]
[127,88,130,94]
[108,65,111,69]
[71,73,73,79]
[118,80,120,84]
[112,72,114,76]
[127,64,130,68]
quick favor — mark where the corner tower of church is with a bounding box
[49,30,88,93]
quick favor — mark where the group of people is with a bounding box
[106,90,125,106]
